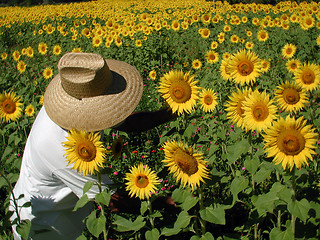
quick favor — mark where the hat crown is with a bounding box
[58,52,112,99]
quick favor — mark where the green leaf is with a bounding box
[140,201,148,215]
[180,195,198,211]
[95,191,111,206]
[230,176,248,202]
[161,227,181,236]
[270,227,294,240]
[145,228,160,240]
[253,191,279,216]
[1,145,12,161]
[287,198,310,223]
[199,232,215,240]
[113,215,133,232]
[244,154,260,174]
[76,234,87,240]
[73,194,90,211]
[253,167,271,184]
[16,219,31,240]
[226,139,250,164]
[200,205,225,225]
[190,236,200,240]
[131,215,145,231]
[86,210,106,238]
[174,211,191,229]
[83,181,94,195]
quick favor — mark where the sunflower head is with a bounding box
[199,88,218,113]
[0,91,23,123]
[162,140,210,191]
[158,70,200,115]
[263,116,318,171]
[125,163,159,200]
[63,129,106,176]
[111,137,124,159]
[25,104,35,117]
[294,62,320,91]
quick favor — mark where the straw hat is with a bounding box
[44,52,144,131]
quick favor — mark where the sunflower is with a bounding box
[26,47,34,58]
[242,89,278,133]
[43,67,53,79]
[199,88,218,113]
[260,59,270,72]
[228,49,262,86]
[63,129,106,176]
[135,39,142,47]
[53,45,62,56]
[149,70,156,80]
[274,81,308,114]
[39,95,44,105]
[192,59,202,69]
[286,59,301,73]
[205,50,219,64]
[111,137,124,159]
[245,41,254,50]
[225,87,253,128]
[282,43,297,58]
[230,34,239,43]
[125,163,159,200]
[158,70,200,115]
[171,20,180,31]
[17,61,26,74]
[162,140,210,191]
[38,42,47,55]
[92,36,103,47]
[220,59,232,81]
[263,116,318,171]
[257,30,269,42]
[25,104,35,117]
[293,62,320,91]
[12,50,20,61]
[1,52,7,60]
[72,47,82,53]
[0,91,23,122]
[199,28,210,38]
[210,41,218,49]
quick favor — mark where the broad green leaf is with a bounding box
[174,211,191,229]
[226,139,250,164]
[16,219,31,240]
[140,201,148,215]
[73,194,90,211]
[230,176,248,202]
[270,227,294,240]
[145,228,160,240]
[180,195,198,211]
[83,181,94,195]
[287,198,310,223]
[86,210,106,238]
[244,155,260,174]
[1,145,12,161]
[131,215,145,231]
[113,215,133,232]
[253,168,271,184]
[254,191,279,216]
[190,236,200,240]
[200,205,225,225]
[76,234,87,240]
[95,191,111,206]
[199,232,215,240]
[161,227,181,236]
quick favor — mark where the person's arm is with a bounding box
[111,108,177,132]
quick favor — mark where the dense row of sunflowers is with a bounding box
[1,0,320,239]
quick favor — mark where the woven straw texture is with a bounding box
[44,52,143,131]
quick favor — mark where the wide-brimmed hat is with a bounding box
[44,52,144,131]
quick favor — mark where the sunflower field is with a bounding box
[1,0,320,239]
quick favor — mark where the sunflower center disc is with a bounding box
[238,61,253,76]
[204,95,213,105]
[169,81,192,103]
[136,175,149,188]
[174,148,198,176]
[286,48,292,54]
[78,142,96,162]
[302,71,315,84]
[283,88,300,104]
[277,130,305,155]
[2,100,16,114]
[253,104,268,121]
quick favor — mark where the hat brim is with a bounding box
[44,59,143,131]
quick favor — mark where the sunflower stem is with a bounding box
[97,173,108,240]
[147,199,155,229]
[198,185,206,235]
[291,167,297,236]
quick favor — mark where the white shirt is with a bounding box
[10,107,113,240]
